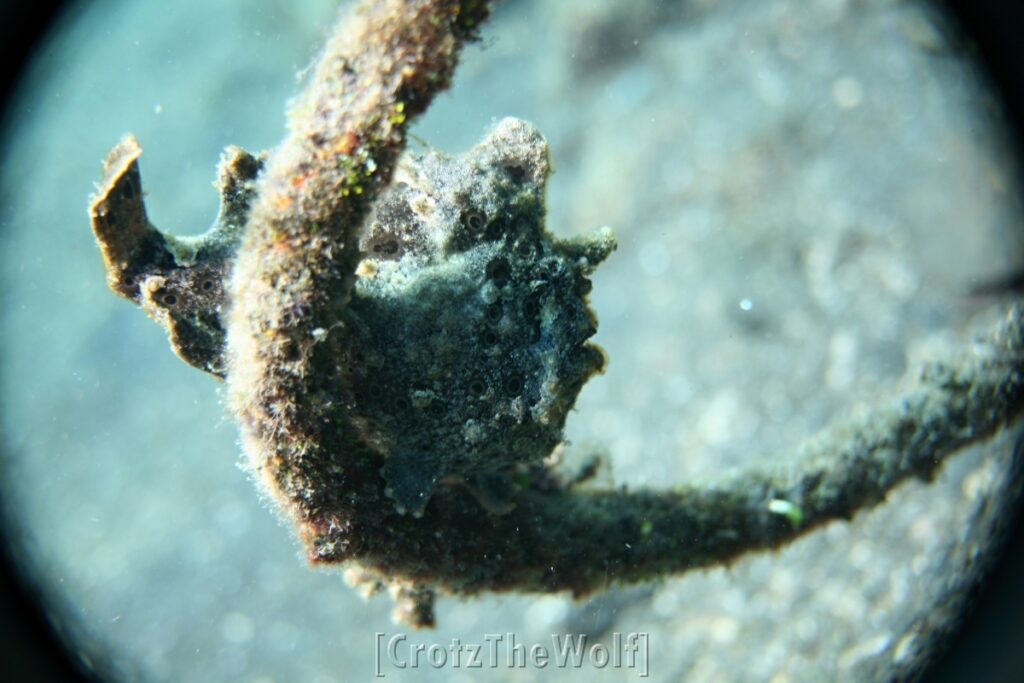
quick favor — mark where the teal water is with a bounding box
[1,1,1022,681]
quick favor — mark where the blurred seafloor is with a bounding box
[1,0,1023,681]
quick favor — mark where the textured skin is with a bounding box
[90,140,263,377]
[346,118,615,515]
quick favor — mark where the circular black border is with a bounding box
[0,1,1021,682]
[1,5,123,682]
[923,2,1024,682]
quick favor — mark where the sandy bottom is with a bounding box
[1,0,1022,681]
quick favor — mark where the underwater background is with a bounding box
[1,0,1022,680]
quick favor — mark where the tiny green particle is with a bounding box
[768,498,804,528]
[640,519,654,536]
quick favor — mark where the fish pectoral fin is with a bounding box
[381,452,440,518]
